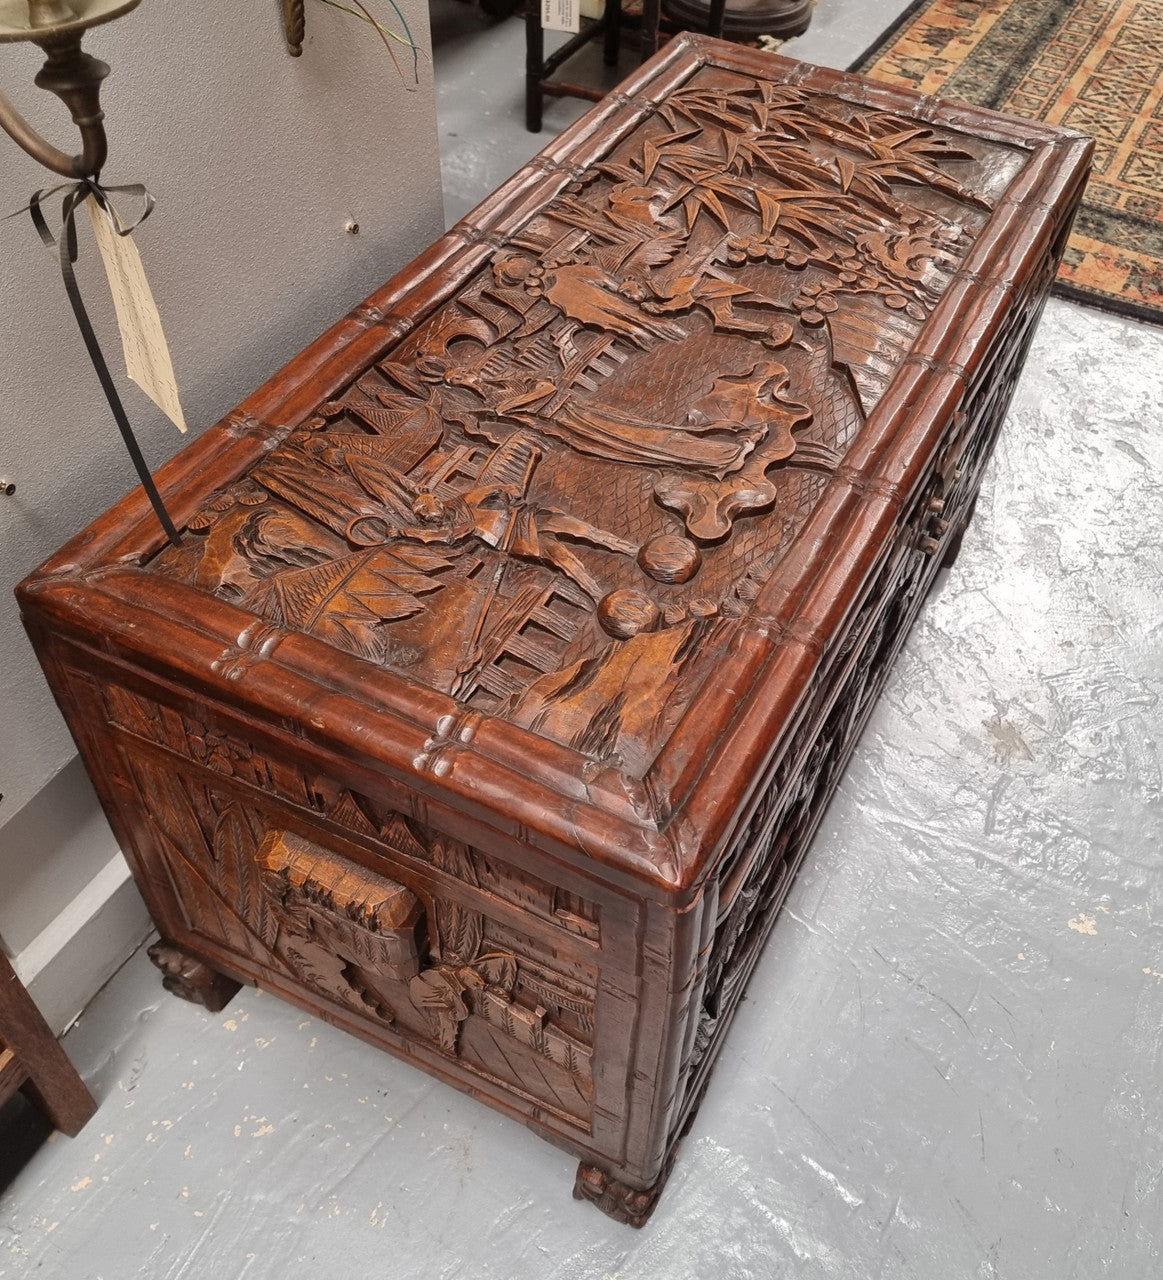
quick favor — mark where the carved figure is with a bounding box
[621,237,790,339]
[540,261,689,347]
[160,61,1004,764]
[343,432,639,602]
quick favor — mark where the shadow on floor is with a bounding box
[0,1093,53,1193]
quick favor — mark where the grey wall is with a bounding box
[0,0,444,1030]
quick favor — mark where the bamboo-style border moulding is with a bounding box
[18,37,1090,1225]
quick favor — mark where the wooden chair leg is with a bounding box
[604,0,622,66]
[0,953,96,1137]
[526,4,545,132]
[706,0,726,38]
[640,0,661,61]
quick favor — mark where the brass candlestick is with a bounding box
[0,0,140,177]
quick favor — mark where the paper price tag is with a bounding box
[542,0,580,33]
[87,195,187,434]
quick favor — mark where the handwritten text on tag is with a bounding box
[542,0,580,33]
[87,194,187,434]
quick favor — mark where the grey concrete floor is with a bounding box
[5,3,1163,1276]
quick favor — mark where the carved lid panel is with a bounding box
[148,59,1032,778]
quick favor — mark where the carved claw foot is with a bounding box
[573,1162,667,1227]
[148,940,241,1013]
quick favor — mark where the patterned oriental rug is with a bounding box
[853,0,1163,324]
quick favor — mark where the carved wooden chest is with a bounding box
[18,37,1089,1225]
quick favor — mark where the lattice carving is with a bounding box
[677,266,1050,1122]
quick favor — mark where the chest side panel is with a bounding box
[663,222,1069,1152]
[45,651,659,1153]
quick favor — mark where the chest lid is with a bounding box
[24,36,1090,892]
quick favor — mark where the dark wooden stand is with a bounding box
[525,0,815,132]
[0,950,95,1136]
[526,0,625,133]
[662,0,813,41]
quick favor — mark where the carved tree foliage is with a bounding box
[154,69,1003,773]
[102,678,598,1118]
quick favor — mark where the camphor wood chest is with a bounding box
[19,36,1089,1225]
